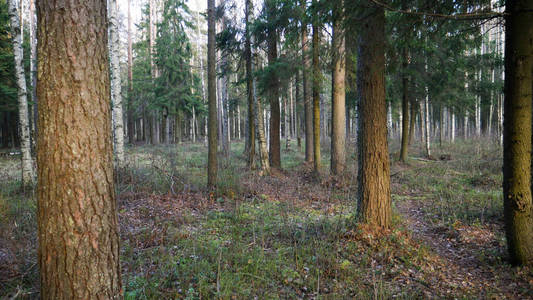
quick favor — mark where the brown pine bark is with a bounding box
[301,0,313,163]
[503,0,533,266]
[267,0,281,169]
[36,0,122,298]
[356,5,391,228]
[331,1,346,175]
[207,0,218,188]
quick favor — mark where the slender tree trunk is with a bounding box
[408,98,415,145]
[424,87,431,157]
[245,0,255,169]
[301,0,313,163]
[331,3,346,175]
[109,0,125,166]
[267,0,281,169]
[36,0,122,297]
[256,95,270,175]
[399,49,409,162]
[127,0,134,145]
[502,0,533,266]
[312,10,321,174]
[8,0,34,186]
[356,5,391,228]
[29,0,37,145]
[207,0,217,188]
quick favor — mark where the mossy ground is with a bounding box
[1,138,531,299]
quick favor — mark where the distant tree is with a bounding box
[356,4,391,228]
[502,0,533,266]
[36,0,122,297]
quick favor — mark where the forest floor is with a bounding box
[1,139,532,299]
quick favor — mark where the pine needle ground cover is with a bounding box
[1,140,532,299]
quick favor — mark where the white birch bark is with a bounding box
[8,0,34,186]
[109,0,125,165]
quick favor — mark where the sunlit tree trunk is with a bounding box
[399,49,409,162]
[356,5,391,228]
[29,0,37,144]
[109,0,125,166]
[8,0,34,186]
[36,0,122,297]
[331,2,346,175]
[207,0,217,188]
[502,0,533,266]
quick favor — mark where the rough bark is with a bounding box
[331,2,346,175]
[109,0,125,166]
[399,48,409,162]
[207,0,217,189]
[356,6,391,228]
[502,0,533,266]
[36,0,122,297]
[8,0,34,186]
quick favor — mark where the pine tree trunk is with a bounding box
[331,3,346,175]
[245,0,255,168]
[207,0,217,189]
[356,5,391,228]
[502,0,533,266]
[36,0,122,297]
[312,11,321,174]
[8,0,34,186]
[399,49,409,162]
[267,0,281,169]
[109,0,125,166]
[301,0,313,163]
[29,0,37,145]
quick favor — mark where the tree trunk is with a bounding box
[245,0,255,169]
[127,0,134,145]
[8,0,34,186]
[29,0,37,146]
[399,49,409,162]
[408,98,415,145]
[312,11,321,174]
[502,0,533,266]
[36,0,122,297]
[207,0,217,189]
[331,3,346,175]
[301,0,313,163]
[267,0,281,169]
[356,5,391,228]
[109,0,125,166]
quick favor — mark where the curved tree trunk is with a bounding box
[109,0,125,166]
[503,0,533,266]
[356,5,391,228]
[8,0,34,187]
[36,0,122,297]
[331,2,346,175]
[207,0,218,189]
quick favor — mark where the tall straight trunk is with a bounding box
[207,0,217,188]
[256,94,270,175]
[312,10,321,173]
[399,49,409,162]
[127,0,134,144]
[424,87,431,157]
[331,3,346,175]
[8,0,34,186]
[356,5,391,228]
[29,0,37,142]
[296,71,302,148]
[285,90,290,149]
[408,98,415,145]
[237,105,241,139]
[301,0,313,163]
[245,0,255,168]
[36,0,122,297]
[267,0,281,169]
[451,110,455,142]
[464,111,469,140]
[109,0,125,166]
[502,0,533,266]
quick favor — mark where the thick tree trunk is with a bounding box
[331,4,346,175]
[312,12,321,174]
[502,0,533,266]
[36,0,122,297]
[356,6,391,228]
[8,0,34,186]
[301,0,313,163]
[207,0,217,189]
[109,0,125,166]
